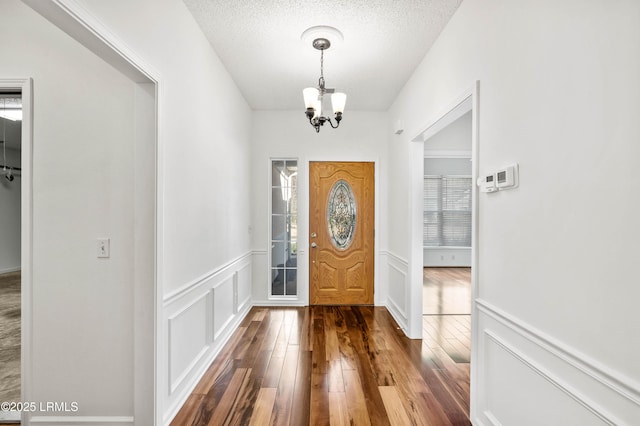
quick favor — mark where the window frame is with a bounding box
[269,158,299,299]
[423,174,473,248]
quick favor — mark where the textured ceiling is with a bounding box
[183,0,463,111]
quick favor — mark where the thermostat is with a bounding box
[477,174,497,193]
[496,164,518,189]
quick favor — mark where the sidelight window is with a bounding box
[270,160,298,297]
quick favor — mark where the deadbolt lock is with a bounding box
[311,232,317,238]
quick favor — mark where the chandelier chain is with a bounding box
[318,48,326,91]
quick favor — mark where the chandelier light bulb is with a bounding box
[303,87,319,109]
[331,92,346,114]
[312,98,322,119]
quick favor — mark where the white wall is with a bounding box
[7,0,255,423]
[389,0,640,423]
[250,110,389,306]
[0,144,21,274]
[1,0,137,422]
[67,0,254,423]
[424,110,471,153]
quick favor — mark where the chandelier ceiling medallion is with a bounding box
[301,26,346,133]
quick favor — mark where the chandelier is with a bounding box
[302,37,346,133]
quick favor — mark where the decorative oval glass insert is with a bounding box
[327,180,357,250]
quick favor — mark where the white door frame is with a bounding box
[0,78,32,424]
[15,1,161,423]
[409,81,480,420]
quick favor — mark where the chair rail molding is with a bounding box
[476,298,640,425]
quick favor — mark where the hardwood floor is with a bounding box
[0,271,21,404]
[423,268,471,315]
[171,306,470,426]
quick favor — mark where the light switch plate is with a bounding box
[97,238,110,258]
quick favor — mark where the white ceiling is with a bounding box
[183,0,463,111]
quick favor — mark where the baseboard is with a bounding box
[163,301,253,425]
[0,411,20,423]
[29,416,134,425]
[385,298,408,335]
[252,300,307,307]
[0,266,20,275]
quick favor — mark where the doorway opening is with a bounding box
[0,92,22,410]
[411,82,479,421]
[0,82,29,425]
[422,111,473,418]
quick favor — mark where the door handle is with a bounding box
[311,242,317,248]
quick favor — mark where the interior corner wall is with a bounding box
[389,0,640,423]
[0,145,21,274]
[1,0,137,422]
[249,110,389,306]
[424,110,472,153]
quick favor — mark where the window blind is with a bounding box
[424,175,472,247]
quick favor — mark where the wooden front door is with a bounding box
[309,162,374,305]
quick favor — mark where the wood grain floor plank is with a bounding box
[232,320,262,361]
[289,350,312,426]
[262,349,285,388]
[239,312,272,369]
[310,372,330,426]
[207,367,251,426]
[270,345,299,426]
[334,308,358,371]
[342,369,371,426]
[353,351,391,426]
[174,305,470,426]
[379,386,412,426]
[328,392,350,426]
[327,358,345,392]
[225,374,262,425]
[191,358,240,424]
[249,388,277,426]
[192,328,246,395]
[169,394,205,426]
[323,307,341,361]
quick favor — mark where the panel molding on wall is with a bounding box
[382,250,409,333]
[163,252,253,425]
[476,299,640,425]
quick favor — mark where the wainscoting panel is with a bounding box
[212,275,235,340]
[168,293,210,392]
[236,261,252,313]
[162,252,253,425]
[475,299,640,425]
[382,251,409,332]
